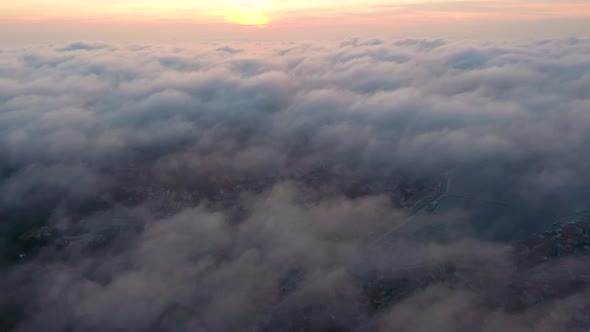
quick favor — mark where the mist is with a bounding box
[2,38,590,331]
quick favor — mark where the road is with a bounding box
[369,173,452,247]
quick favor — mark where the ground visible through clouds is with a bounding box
[2,38,590,331]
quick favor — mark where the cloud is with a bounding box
[216,46,244,55]
[56,42,109,52]
[1,38,590,331]
[394,38,446,50]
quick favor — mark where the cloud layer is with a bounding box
[1,38,590,331]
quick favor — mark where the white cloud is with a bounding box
[2,38,590,331]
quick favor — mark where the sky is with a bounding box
[1,0,590,44]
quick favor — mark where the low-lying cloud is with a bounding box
[1,38,590,331]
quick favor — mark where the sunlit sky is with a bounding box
[1,0,590,43]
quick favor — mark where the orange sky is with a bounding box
[1,0,590,43]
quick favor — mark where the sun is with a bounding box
[226,11,270,26]
[216,0,272,26]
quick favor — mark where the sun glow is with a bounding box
[225,11,270,26]
[216,0,272,26]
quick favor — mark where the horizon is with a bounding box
[2,0,590,44]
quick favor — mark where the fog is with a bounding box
[1,38,590,331]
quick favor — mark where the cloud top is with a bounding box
[1,38,590,331]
